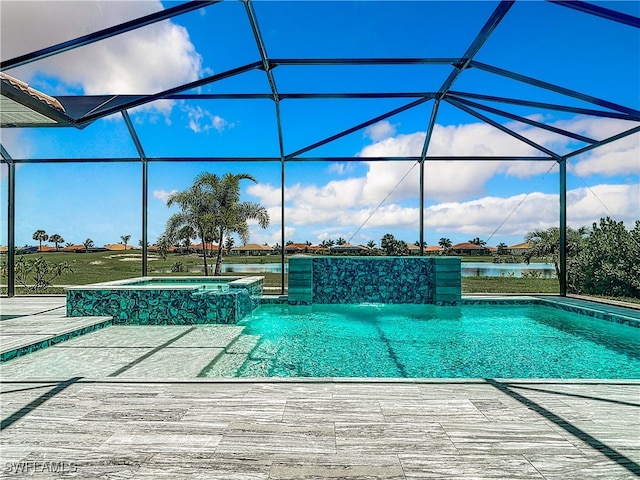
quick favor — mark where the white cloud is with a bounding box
[327,163,356,175]
[570,132,640,177]
[153,189,177,203]
[363,120,397,141]
[247,226,293,247]
[1,1,203,116]
[184,106,234,134]
[356,124,552,202]
[424,183,639,239]
[247,183,281,207]
[355,117,639,203]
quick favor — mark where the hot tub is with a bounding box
[66,276,263,325]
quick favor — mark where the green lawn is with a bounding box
[1,250,557,295]
[0,251,285,292]
[462,277,559,294]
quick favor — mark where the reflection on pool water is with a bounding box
[461,262,556,278]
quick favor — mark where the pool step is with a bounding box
[198,334,262,377]
[199,352,249,377]
[0,314,113,362]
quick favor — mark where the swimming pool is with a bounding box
[2,299,638,379]
[227,303,640,378]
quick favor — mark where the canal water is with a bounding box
[184,262,556,278]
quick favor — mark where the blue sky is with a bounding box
[1,0,638,249]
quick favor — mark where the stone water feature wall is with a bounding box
[288,256,461,305]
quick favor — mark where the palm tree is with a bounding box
[48,234,64,252]
[195,172,269,275]
[120,234,131,251]
[336,237,347,245]
[83,238,94,253]
[496,242,509,256]
[366,240,376,249]
[320,239,335,249]
[33,230,48,252]
[177,225,196,253]
[224,236,235,254]
[524,226,588,279]
[468,237,487,247]
[438,237,452,254]
[165,183,216,276]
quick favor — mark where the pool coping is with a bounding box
[64,275,266,291]
[0,316,113,363]
[4,376,639,384]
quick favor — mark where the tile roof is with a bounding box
[1,72,65,113]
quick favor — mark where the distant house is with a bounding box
[425,245,444,255]
[406,244,421,255]
[104,243,135,251]
[192,242,222,255]
[508,242,531,256]
[284,243,308,255]
[284,243,326,255]
[231,243,275,256]
[148,244,177,253]
[452,242,490,256]
[330,243,369,255]
[60,244,106,252]
[61,244,87,253]
[36,245,57,252]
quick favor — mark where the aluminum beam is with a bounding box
[244,0,288,294]
[437,1,514,97]
[270,58,461,66]
[76,62,264,125]
[471,61,640,118]
[446,98,562,159]
[285,97,433,159]
[122,111,148,277]
[1,144,15,297]
[548,1,640,29]
[448,91,639,121]
[565,125,640,159]
[1,1,219,71]
[447,95,597,144]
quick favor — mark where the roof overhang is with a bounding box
[0,72,77,128]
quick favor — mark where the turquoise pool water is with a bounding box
[234,304,640,378]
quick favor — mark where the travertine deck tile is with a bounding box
[215,421,336,455]
[268,454,405,480]
[283,399,386,423]
[335,422,457,454]
[399,453,544,479]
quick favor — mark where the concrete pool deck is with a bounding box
[1,296,639,479]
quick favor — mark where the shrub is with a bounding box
[569,217,640,298]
